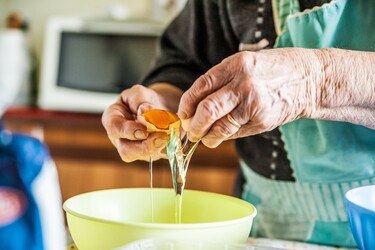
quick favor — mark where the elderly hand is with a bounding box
[178,48,324,148]
[102,84,174,162]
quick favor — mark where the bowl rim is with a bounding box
[63,188,257,229]
[345,185,375,214]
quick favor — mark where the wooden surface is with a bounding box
[3,107,239,202]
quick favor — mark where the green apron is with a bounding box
[241,0,375,247]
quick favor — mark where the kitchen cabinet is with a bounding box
[3,107,239,202]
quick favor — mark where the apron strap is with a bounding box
[272,0,300,36]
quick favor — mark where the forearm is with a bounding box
[149,83,183,113]
[308,48,375,128]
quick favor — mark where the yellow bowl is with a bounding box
[63,188,256,250]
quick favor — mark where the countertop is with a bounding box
[67,237,357,250]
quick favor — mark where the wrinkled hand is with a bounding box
[178,48,324,148]
[102,84,169,162]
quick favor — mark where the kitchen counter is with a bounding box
[66,237,357,250]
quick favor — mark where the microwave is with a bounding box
[38,17,165,113]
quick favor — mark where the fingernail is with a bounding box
[134,129,147,139]
[138,106,147,115]
[159,148,167,158]
[154,138,166,148]
[181,118,191,132]
[178,111,187,120]
[138,104,152,115]
[188,134,200,142]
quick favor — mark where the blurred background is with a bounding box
[1,1,239,248]
[1,0,239,203]
[1,0,184,61]
[0,0,187,107]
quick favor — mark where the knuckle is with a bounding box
[117,142,130,162]
[200,73,215,90]
[180,91,193,107]
[101,104,116,128]
[234,51,251,67]
[116,140,137,163]
[199,98,222,122]
[258,123,268,131]
[256,119,272,131]
[214,121,234,137]
[129,84,145,93]
[105,126,118,140]
[237,51,248,62]
[108,137,118,149]
[237,51,256,74]
[182,75,209,105]
[118,148,138,163]
[120,154,132,163]
[118,149,132,163]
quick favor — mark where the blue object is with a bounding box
[0,125,66,250]
[0,128,47,250]
[345,185,375,250]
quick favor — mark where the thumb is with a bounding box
[180,117,192,132]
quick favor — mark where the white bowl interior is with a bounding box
[346,185,375,212]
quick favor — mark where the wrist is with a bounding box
[308,48,375,124]
[293,48,326,119]
[306,48,355,120]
